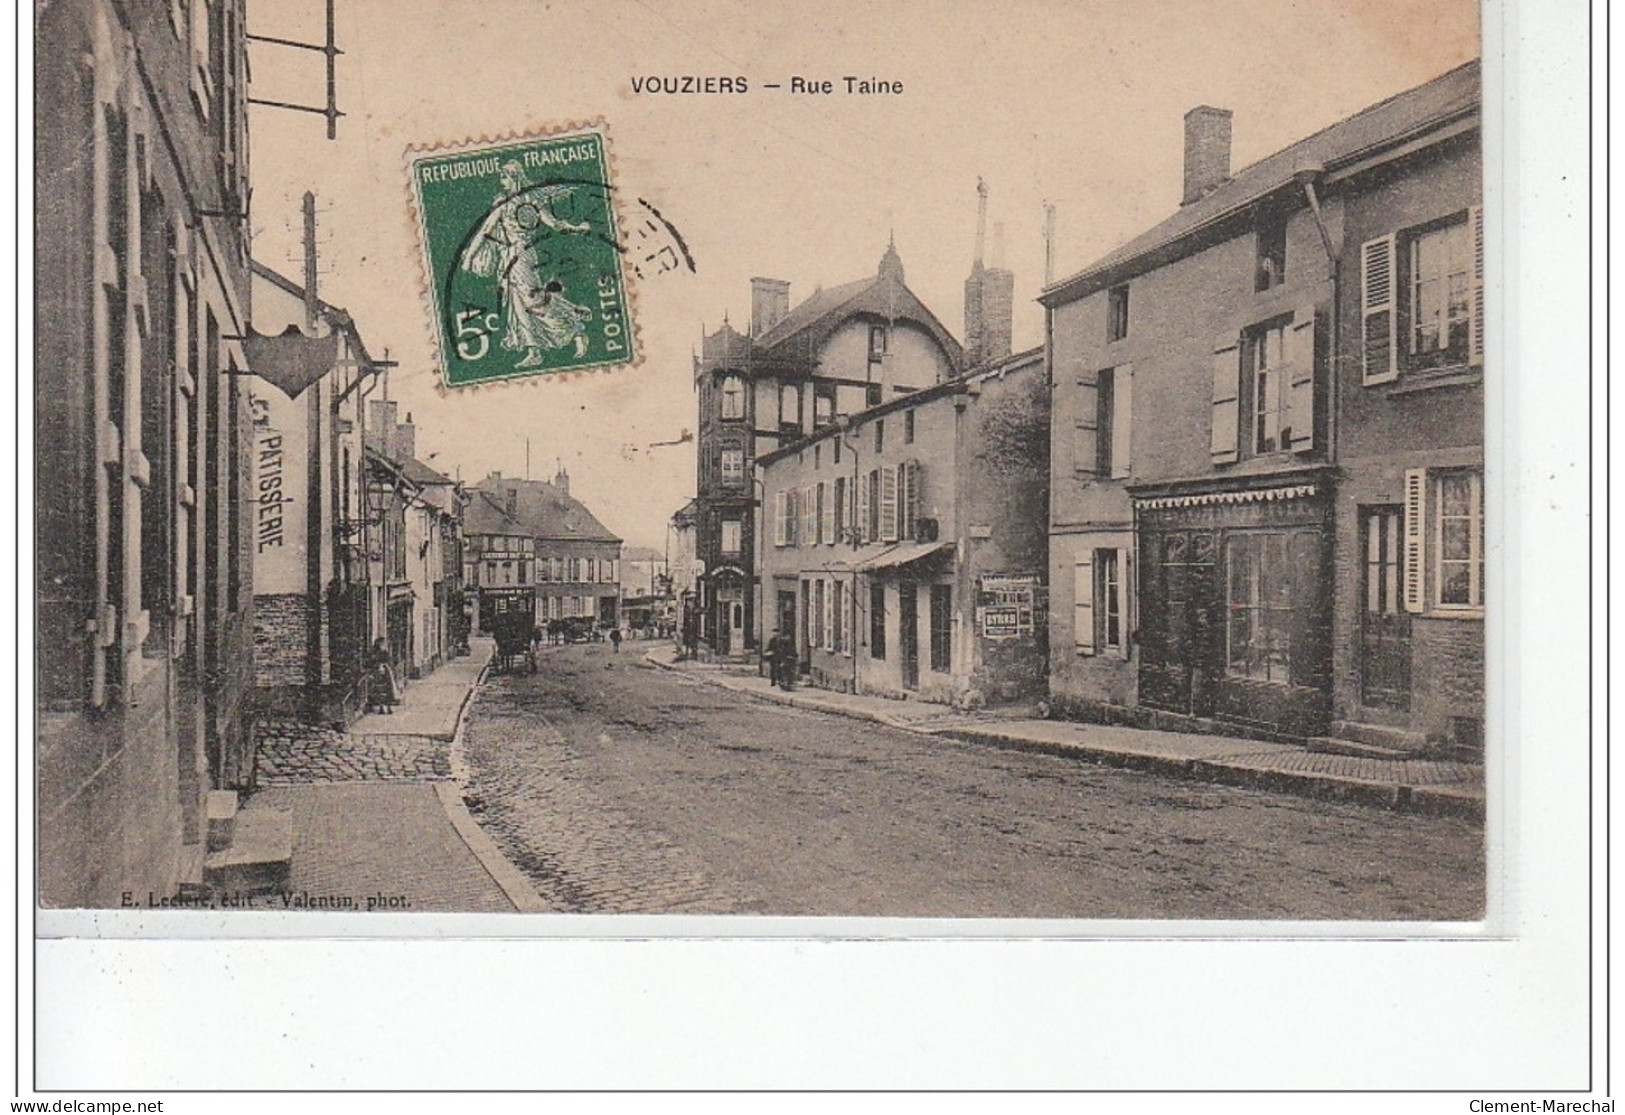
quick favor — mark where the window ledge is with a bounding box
[1387,366,1482,396]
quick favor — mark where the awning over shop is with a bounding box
[857,540,953,572]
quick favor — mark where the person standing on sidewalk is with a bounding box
[367,637,400,714]
[609,626,623,653]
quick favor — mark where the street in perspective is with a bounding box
[38,1,1487,924]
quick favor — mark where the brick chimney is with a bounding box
[366,399,398,453]
[1182,106,1233,206]
[553,466,570,496]
[750,278,791,337]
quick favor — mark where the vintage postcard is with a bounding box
[34,0,1500,929]
[28,0,1602,1096]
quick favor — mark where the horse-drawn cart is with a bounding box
[490,611,537,675]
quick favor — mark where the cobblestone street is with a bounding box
[256,719,452,784]
[461,643,1486,919]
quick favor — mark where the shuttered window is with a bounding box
[900,461,922,540]
[1108,365,1133,478]
[1210,333,1241,464]
[820,481,834,545]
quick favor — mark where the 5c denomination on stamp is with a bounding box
[407,125,636,388]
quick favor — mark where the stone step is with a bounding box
[204,808,293,897]
[205,790,238,853]
[176,842,207,900]
[1323,720,1429,754]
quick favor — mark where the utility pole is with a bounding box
[1043,202,1057,286]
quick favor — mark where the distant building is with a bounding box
[758,347,1047,705]
[36,0,257,905]
[465,471,622,633]
[692,242,964,656]
[1042,62,1482,752]
[362,401,463,681]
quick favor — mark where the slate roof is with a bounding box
[466,477,621,544]
[1042,59,1480,305]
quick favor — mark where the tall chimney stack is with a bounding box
[1182,106,1233,206]
[749,278,791,337]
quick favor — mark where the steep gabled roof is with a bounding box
[1042,59,1480,306]
[467,477,621,544]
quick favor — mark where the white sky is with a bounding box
[246,0,1479,551]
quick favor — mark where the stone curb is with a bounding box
[433,653,553,914]
[647,650,1485,821]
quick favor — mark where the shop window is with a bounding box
[1225,533,1295,683]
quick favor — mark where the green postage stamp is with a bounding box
[407,126,636,388]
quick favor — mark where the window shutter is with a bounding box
[773,491,786,546]
[880,466,899,542]
[1284,311,1317,453]
[903,460,922,540]
[1073,554,1095,654]
[1073,367,1099,476]
[1469,205,1485,366]
[1402,468,1427,613]
[856,470,871,544]
[1361,235,1398,384]
[1210,334,1241,463]
[1110,364,1133,478]
[823,580,834,651]
[1118,547,1134,659]
[785,489,798,546]
[821,482,834,545]
[802,486,816,546]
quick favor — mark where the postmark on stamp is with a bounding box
[407,125,636,388]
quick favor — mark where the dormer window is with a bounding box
[869,324,888,362]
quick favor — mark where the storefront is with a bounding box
[1132,474,1333,738]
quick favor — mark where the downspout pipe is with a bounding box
[1295,165,1339,464]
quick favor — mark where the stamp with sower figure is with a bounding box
[408,125,636,388]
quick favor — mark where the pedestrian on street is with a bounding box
[609,626,623,653]
[366,637,400,714]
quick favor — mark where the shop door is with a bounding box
[1138,530,1218,716]
[1360,507,1412,710]
[898,582,920,690]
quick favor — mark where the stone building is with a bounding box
[758,347,1047,706]
[1042,61,1482,752]
[36,0,258,905]
[465,471,622,634]
[691,242,963,656]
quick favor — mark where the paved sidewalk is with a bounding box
[237,638,549,912]
[644,643,1484,818]
[351,640,494,739]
